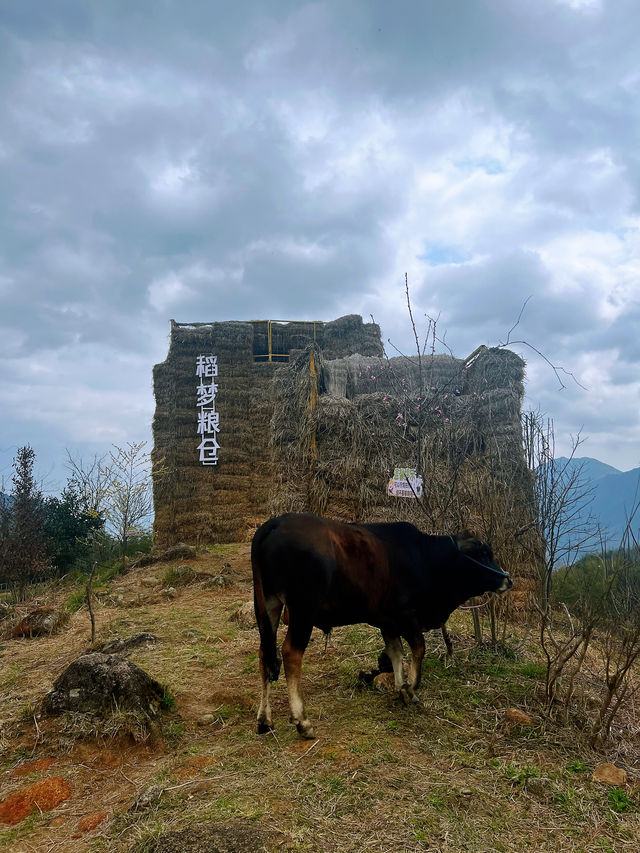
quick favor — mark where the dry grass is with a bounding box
[1,549,639,852]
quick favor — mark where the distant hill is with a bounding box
[552,457,640,551]
[553,456,622,483]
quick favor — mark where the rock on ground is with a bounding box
[505,708,533,725]
[592,763,628,786]
[42,653,164,717]
[95,633,158,655]
[232,601,256,628]
[129,784,167,813]
[12,607,63,638]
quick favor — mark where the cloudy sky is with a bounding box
[1,0,639,494]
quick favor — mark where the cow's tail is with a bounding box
[252,522,282,682]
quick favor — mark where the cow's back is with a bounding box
[252,513,414,631]
[252,514,334,593]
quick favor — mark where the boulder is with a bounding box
[12,607,63,638]
[42,653,164,717]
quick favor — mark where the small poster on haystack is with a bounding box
[387,467,423,499]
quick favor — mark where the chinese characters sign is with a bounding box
[387,467,423,499]
[196,355,220,465]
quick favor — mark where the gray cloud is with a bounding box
[1,0,639,485]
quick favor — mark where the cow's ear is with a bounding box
[456,531,482,553]
[455,530,474,543]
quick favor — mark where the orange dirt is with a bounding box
[72,811,107,838]
[175,755,217,779]
[11,758,54,777]
[0,776,71,825]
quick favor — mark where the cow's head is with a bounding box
[454,533,512,596]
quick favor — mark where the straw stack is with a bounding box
[152,316,535,579]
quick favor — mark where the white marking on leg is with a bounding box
[384,636,405,691]
[282,629,315,738]
[257,679,272,726]
[257,652,274,732]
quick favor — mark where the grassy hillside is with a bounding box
[1,547,638,852]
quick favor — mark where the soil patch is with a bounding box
[11,757,54,777]
[0,776,71,825]
[149,822,268,853]
[72,811,107,837]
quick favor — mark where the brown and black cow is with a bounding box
[252,513,512,738]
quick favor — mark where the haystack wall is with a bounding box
[152,317,532,557]
[153,322,279,547]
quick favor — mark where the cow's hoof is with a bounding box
[411,694,423,706]
[257,721,274,734]
[399,686,412,706]
[296,721,316,739]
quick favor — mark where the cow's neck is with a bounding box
[422,573,474,628]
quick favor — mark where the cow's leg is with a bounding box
[282,621,315,739]
[256,668,273,735]
[441,623,453,656]
[256,596,283,734]
[406,632,425,693]
[381,633,412,705]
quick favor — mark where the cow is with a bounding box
[252,513,512,738]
